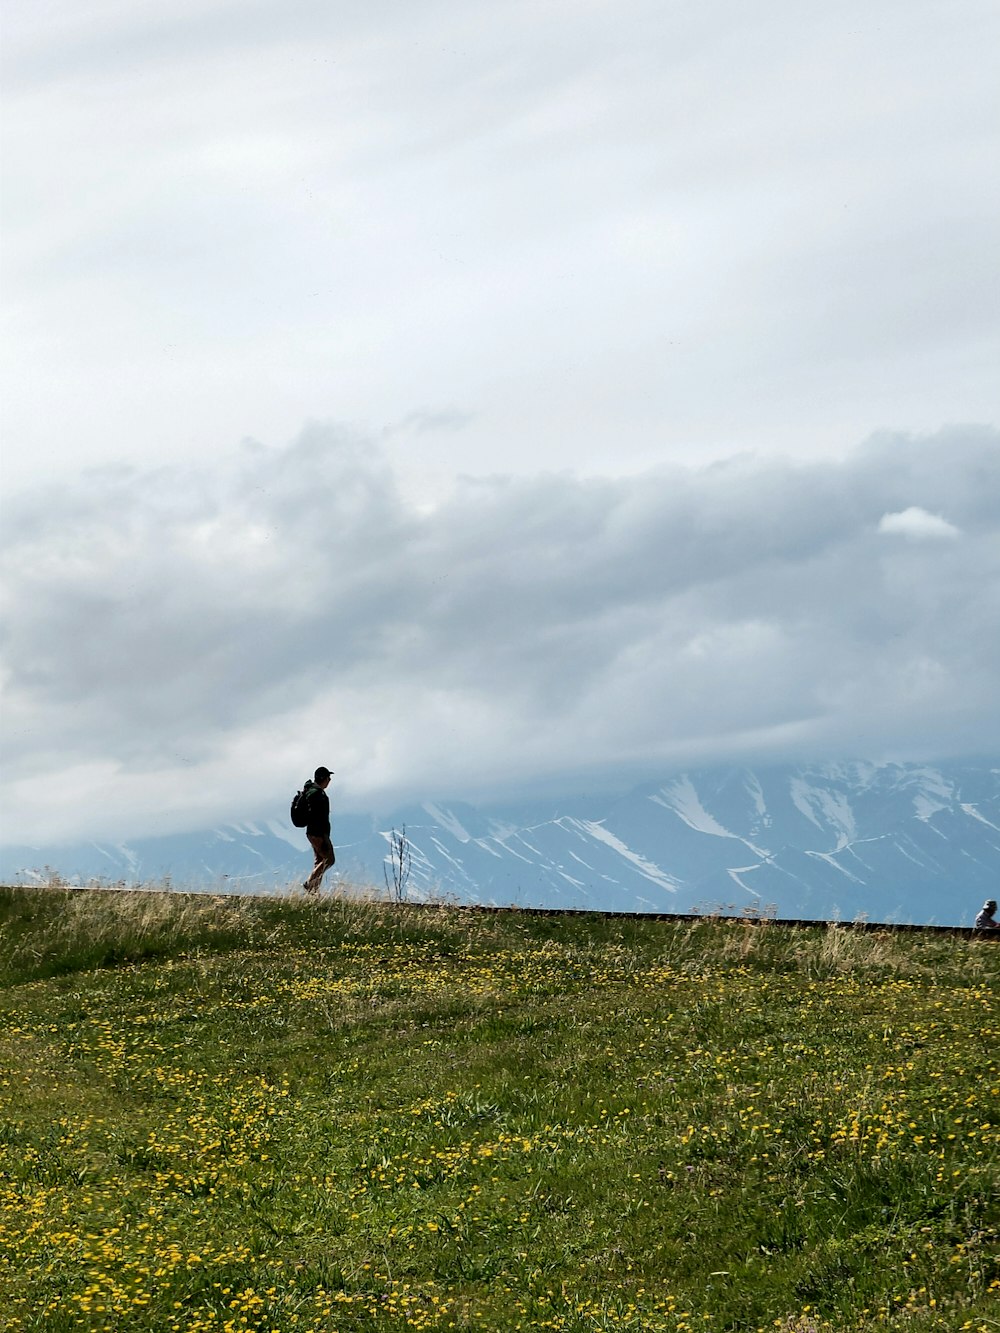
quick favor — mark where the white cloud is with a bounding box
[1,0,998,492]
[1,424,998,844]
[878,507,962,540]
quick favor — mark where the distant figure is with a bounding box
[974,899,999,930]
[302,766,335,896]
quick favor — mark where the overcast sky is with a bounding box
[3,425,999,843]
[1,1,998,844]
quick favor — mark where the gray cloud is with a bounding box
[1,424,997,842]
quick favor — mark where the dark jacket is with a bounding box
[302,781,331,839]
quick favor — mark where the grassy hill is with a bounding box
[0,886,997,1332]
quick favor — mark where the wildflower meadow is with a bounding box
[0,886,997,1332]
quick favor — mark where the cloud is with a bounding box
[2,0,998,493]
[1,424,998,843]
[878,507,961,540]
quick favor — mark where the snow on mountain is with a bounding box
[2,760,998,925]
[573,819,680,896]
[651,775,771,857]
[789,778,857,847]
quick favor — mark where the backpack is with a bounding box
[290,786,313,829]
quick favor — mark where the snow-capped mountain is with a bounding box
[3,761,998,926]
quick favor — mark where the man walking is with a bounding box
[302,766,335,896]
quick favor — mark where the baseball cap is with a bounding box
[315,766,334,781]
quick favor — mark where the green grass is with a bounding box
[0,886,997,1332]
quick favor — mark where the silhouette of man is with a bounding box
[302,766,335,896]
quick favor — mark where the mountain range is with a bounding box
[3,760,998,926]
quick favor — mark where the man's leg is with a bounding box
[305,835,335,894]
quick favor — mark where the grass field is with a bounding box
[0,885,997,1332]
